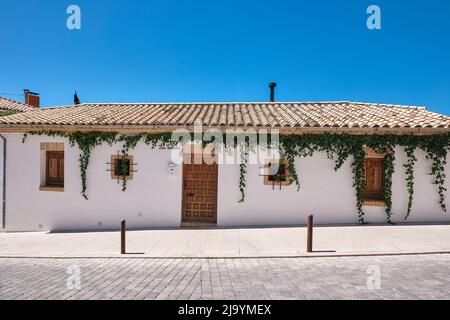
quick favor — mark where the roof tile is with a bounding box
[0,101,449,130]
[0,97,36,113]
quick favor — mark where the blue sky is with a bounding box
[1,0,449,114]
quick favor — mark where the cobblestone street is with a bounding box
[1,254,450,300]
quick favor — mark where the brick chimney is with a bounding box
[23,89,40,108]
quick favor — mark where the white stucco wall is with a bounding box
[218,148,450,226]
[1,132,450,231]
[2,133,182,232]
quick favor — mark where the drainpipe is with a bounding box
[0,134,6,229]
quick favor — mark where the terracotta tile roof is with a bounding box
[0,97,36,113]
[0,101,449,131]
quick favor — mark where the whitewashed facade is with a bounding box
[1,132,450,232]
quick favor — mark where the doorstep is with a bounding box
[181,222,217,229]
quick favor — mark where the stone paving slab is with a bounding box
[1,254,450,300]
[1,225,450,258]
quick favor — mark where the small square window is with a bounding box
[268,162,287,182]
[111,155,134,180]
[263,160,291,186]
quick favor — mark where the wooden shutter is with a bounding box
[365,158,383,200]
[46,151,64,186]
[264,160,291,186]
[268,162,287,182]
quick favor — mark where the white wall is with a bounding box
[3,133,182,232]
[2,133,450,232]
[218,147,450,226]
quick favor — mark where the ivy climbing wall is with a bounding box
[2,131,450,231]
[218,147,449,226]
[3,133,182,231]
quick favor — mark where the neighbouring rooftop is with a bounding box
[0,96,36,113]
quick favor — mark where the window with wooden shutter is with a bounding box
[110,155,134,180]
[263,160,291,186]
[46,151,64,187]
[364,158,383,200]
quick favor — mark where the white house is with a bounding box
[0,100,450,232]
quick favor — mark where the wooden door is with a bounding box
[182,155,218,224]
[365,158,383,200]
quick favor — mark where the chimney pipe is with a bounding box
[269,82,276,102]
[23,89,40,108]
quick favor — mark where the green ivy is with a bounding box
[117,134,143,191]
[404,146,417,220]
[286,154,300,191]
[68,132,117,199]
[23,131,117,199]
[0,110,20,117]
[278,133,450,224]
[381,151,395,224]
[352,149,367,224]
[238,145,248,203]
[280,141,300,191]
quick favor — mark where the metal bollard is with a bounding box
[307,215,313,253]
[121,220,126,254]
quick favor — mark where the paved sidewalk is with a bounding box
[1,254,450,299]
[1,224,450,258]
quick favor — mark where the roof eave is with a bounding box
[0,124,449,135]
